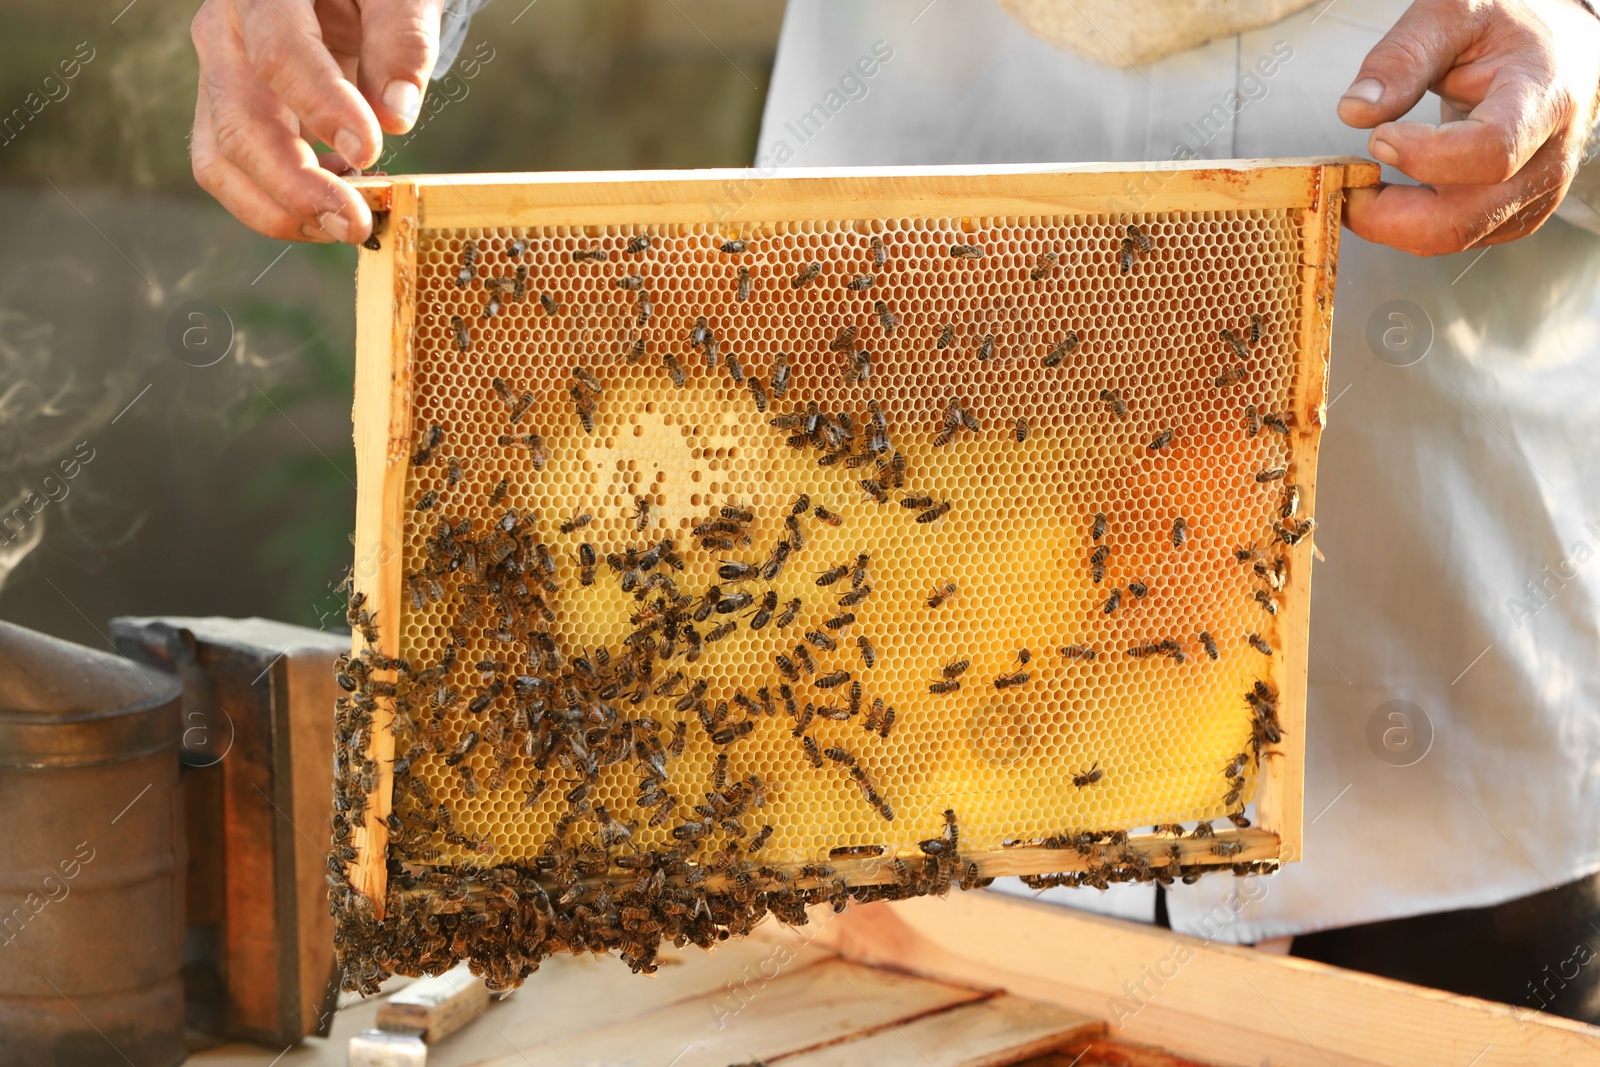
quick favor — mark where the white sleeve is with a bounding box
[435,0,496,76]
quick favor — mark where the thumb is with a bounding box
[1336,0,1476,130]
[357,0,444,135]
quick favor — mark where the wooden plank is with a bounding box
[284,643,342,1036]
[188,938,836,1066]
[349,181,418,915]
[471,958,986,1067]
[780,995,1103,1067]
[788,893,1600,1067]
[375,962,488,1042]
[350,159,1381,230]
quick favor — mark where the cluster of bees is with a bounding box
[328,219,1308,992]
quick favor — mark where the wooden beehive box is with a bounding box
[333,159,1378,989]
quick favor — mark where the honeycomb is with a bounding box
[390,211,1303,870]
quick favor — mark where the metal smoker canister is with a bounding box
[0,619,186,1067]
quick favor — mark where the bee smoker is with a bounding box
[0,619,186,1067]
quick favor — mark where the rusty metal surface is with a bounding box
[0,619,186,1067]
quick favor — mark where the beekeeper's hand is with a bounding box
[1339,0,1600,255]
[189,0,443,243]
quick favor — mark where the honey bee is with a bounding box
[451,315,471,353]
[1200,631,1219,660]
[1254,589,1278,616]
[615,274,644,291]
[570,385,596,432]
[772,352,792,398]
[1099,388,1128,418]
[719,238,748,254]
[1013,417,1029,443]
[632,496,651,531]
[456,240,478,287]
[1119,237,1136,274]
[1250,312,1264,345]
[1104,587,1122,614]
[941,659,970,679]
[993,670,1029,689]
[1060,644,1097,661]
[792,262,821,288]
[1214,364,1247,388]
[916,501,950,524]
[1220,327,1249,362]
[1256,466,1287,483]
[1171,517,1188,547]
[976,333,994,362]
[1274,517,1316,545]
[873,300,897,332]
[806,631,838,652]
[776,598,802,628]
[412,423,442,465]
[706,621,736,643]
[1043,332,1080,367]
[1029,251,1059,281]
[847,274,875,291]
[1248,633,1273,656]
[950,244,984,259]
[1264,413,1292,435]
[1228,812,1252,829]
[415,490,438,511]
[725,348,746,385]
[445,457,463,486]
[749,824,775,851]
[793,644,817,674]
[572,247,607,262]
[815,670,850,689]
[936,323,955,349]
[1089,545,1108,584]
[1149,428,1174,451]
[736,266,751,301]
[860,478,888,504]
[636,291,653,325]
[539,293,560,316]
[571,365,603,396]
[627,234,653,253]
[559,512,592,534]
[869,235,886,265]
[857,635,875,667]
[1072,762,1103,787]
[663,352,687,388]
[1126,223,1153,253]
[1211,840,1245,858]
[927,581,957,608]
[813,505,843,527]
[1128,580,1148,599]
[929,678,961,694]
[1245,404,1262,437]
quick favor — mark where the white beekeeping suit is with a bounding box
[756,0,1600,944]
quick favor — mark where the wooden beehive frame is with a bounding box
[345,158,1378,919]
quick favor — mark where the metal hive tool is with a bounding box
[331,159,1379,990]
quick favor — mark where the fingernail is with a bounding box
[300,222,336,243]
[307,213,352,243]
[1342,78,1383,106]
[334,128,366,167]
[384,80,421,128]
[1370,138,1400,166]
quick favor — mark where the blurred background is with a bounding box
[0,0,786,647]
